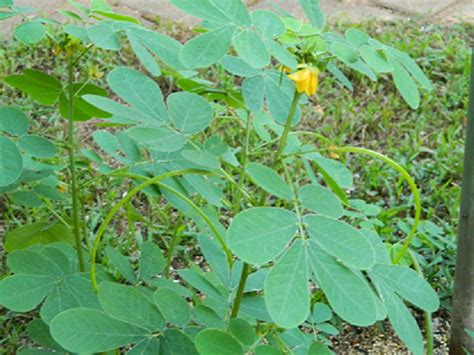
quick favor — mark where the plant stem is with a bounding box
[331,146,421,263]
[231,90,301,318]
[230,263,250,319]
[67,56,85,272]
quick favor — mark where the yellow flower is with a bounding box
[288,67,319,96]
[88,64,104,80]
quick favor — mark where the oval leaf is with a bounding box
[247,162,293,200]
[308,244,377,326]
[265,240,309,328]
[167,92,213,134]
[50,308,149,353]
[305,215,374,270]
[228,207,298,265]
[195,329,243,355]
[233,29,270,68]
[180,25,235,69]
[299,184,344,218]
[153,288,190,327]
[0,136,22,187]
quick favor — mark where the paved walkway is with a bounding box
[1,0,473,38]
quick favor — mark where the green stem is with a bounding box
[230,263,250,319]
[67,56,85,272]
[409,251,434,355]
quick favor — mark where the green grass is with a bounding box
[0,17,472,352]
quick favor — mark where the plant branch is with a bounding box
[332,146,421,263]
[89,169,230,291]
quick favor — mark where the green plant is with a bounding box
[0,0,441,354]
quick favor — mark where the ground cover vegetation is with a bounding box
[0,0,472,353]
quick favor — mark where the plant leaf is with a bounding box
[59,83,111,121]
[195,329,243,355]
[153,288,190,327]
[0,275,55,312]
[139,241,165,281]
[180,25,235,69]
[305,215,375,270]
[4,221,75,252]
[265,240,309,328]
[127,27,186,70]
[242,74,265,112]
[159,329,198,355]
[0,106,29,136]
[299,184,344,218]
[299,0,325,29]
[228,318,256,346]
[127,127,186,152]
[107,67,168,122]
[50,308,149,353]
[105,246,137,284]
[370,264,439,312]
[247,162,293,200]
[233,29,270,68]
[251,10,285,39]
[5,69,62,105]
[0,136,22,187]
[87,23,121,50]
[40,273,101,324]
[390,57,420,109]
[228,207,298,265]
[126,30,161,76]
[372,278,424,355]
[27,319,65,352]
[99,282,164,331]
[359,45,392,73]
[19,135,56,158]
[308,244,377,326]
[7,249,64,277]
[210,0,251,26]
[167,92,213,134]
[14,22,46,44]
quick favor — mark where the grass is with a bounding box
[0,16,472,353]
